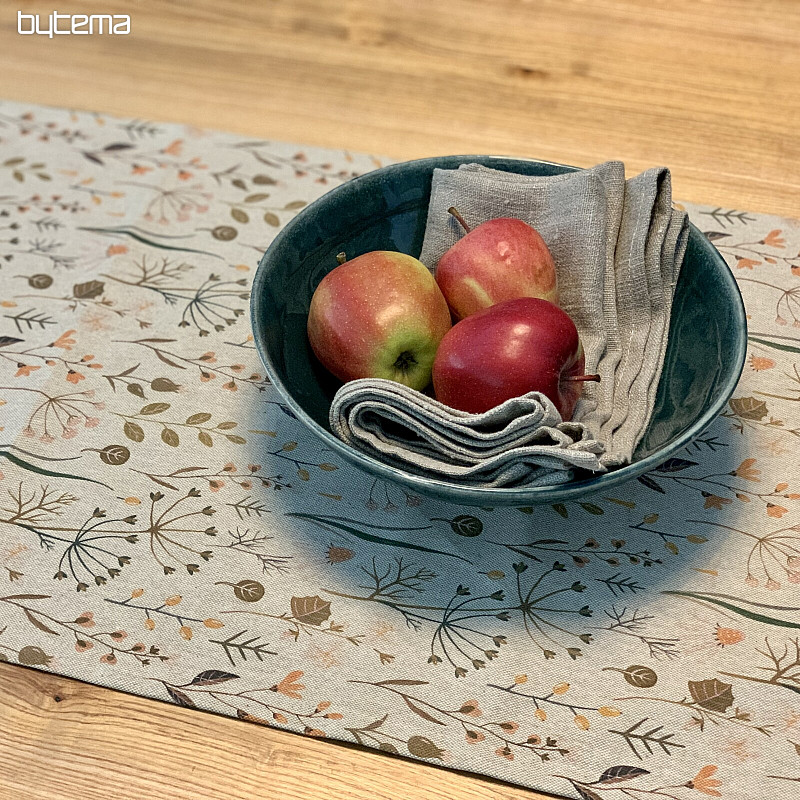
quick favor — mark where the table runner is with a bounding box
[1,100,798,800]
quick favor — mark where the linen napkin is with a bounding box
[418,162,688,466]
[330,379,606,488]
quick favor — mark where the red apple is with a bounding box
[436,208,558,320]
[307,250,451,390]
[432,297,599,419]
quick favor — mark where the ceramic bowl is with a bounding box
[251,156,747,506]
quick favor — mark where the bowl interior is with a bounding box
[252,156,746,501]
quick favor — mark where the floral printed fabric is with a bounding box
[0,100,799,800]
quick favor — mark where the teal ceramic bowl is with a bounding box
[251,156,747,506]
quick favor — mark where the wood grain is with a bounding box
[0,0,798,216]
[0,2,799,797]
[0,663,550,800]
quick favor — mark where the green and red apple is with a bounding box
[307,251,451,391]
[436,208,558,320]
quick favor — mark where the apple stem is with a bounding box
[448,206,471,234]
[336,252,347,265]
[564,374,601,383]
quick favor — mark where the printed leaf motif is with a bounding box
[596,765,651,785]
[571,783,603,800]
[361,714,388,731]
[233,580,265,603]
[579,502,604,515]
[552,503,569,518]
[124,421,145,442]
[231,208,249,224]
[161,428,179,447]
[245,193,270,203]
[264,212,280,227]
[729,396,768,420]
[0,336,24,348]
[99,444,130,466]
[166,686,196,708]
[621,665,658,688]
[637,474,665,494]
[24,608,59,636]
[198,431,213,447]
[704,231,730,241]
[186,413,212,425]
[375,679,429,687]
[449,515,483,537]
[188,670,239,687]
[653,458,698,473]
[688,678,734,712]
[290,595,331,626]
[140,402,170,415]
[403,696,445,725]
[72,280,105,300]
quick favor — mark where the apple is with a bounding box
[435,207,558,320]
[432,297,599,419]
[307,250,451,391]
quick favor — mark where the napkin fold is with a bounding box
[329,161,688,484]
[330,379,606,488]
[418,162,688,466]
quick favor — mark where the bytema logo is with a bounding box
[18,11,131,36]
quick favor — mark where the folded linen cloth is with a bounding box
[329,379,605,488]
[418,162,688,466]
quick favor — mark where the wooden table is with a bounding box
[0,2,798,798]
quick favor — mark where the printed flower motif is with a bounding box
[766,503,788,518]
[495,746,514,761]
[704,494,732,510]
[714,625,744,647]
[74,611,95,628]
[75,639,94,652]
[687,765,722,796]
[465,729,485,744]
[749,356,775,371]
[498,720,519,734]
[270,670,305,699]
[162,139,183,156]
[106,244,128,256]
[733,458,761,482]
[52,329,77,350]
[66,370,85,384]
[15,364,40,378]
[458,700,482,717]
[735,257,760,269]
[762,229,785,248]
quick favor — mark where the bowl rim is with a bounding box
[251,154,748,504]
